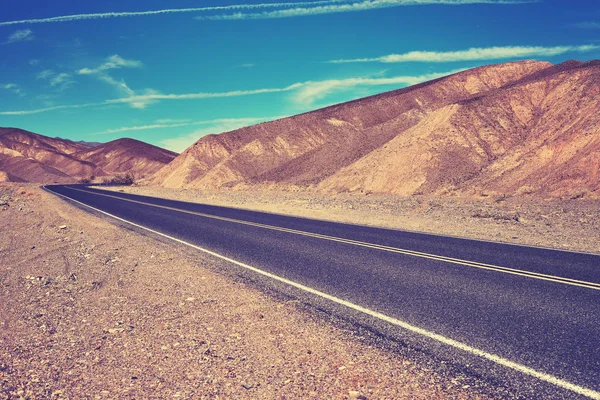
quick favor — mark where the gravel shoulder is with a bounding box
[0,183,508,399]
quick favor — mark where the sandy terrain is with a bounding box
[0,183,512,399]
[104,185,600,255]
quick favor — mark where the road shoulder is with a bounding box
[1,183,508,399]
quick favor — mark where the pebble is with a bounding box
[349,391,367,400]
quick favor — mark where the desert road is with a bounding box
[45,184,600,399]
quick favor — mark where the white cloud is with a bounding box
[241,63,256,68]
[1,83,24,96]
[78,55,142,75]
[29,59,40,66]
[35,70,76,91]
[0,101,107,116]
[5,29,34,44]
[291,70,465,105]
[0,89,291,115]
[97,74,133,93]
[155,118,192,124]
[78,55,156,108]
[159,117,283,152]
[50,73,71,87]
[93,117,282,136]
[36,93,58,107]
[94,122,192,135]
[1,68,465,115]
[201,0,532,21]
[330,45,600,63]
[108,70,464,108]
[37,69,55,80]
[106,85,303,108]
[0,1,337,26]
[575,21,600,29]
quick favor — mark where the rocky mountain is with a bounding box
[71,138,178,179]
[0,128,177,183]
[151,60,600,199]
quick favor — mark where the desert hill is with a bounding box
[0,128,177,183]
[151,60,600,199]
[71,138,178,179]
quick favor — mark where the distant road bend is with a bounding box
[45,185,600,399]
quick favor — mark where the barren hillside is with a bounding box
[0,128,98,183]
[0,129,178,183]
[152,60,600,199]
[72,138,178,179]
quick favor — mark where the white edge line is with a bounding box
[65,186,600,290]
[92,186,600,257]
[43,185,600,400]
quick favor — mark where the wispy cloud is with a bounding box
[106,85,303,108]
[4,29,34,44]
[82,116,283,152]
[158,117,284,152]
[329,45,600,63]
[37,70,54,80]
[78,55,155,108]
[291,70,465,105]
[36,93,59,107]
[1,68,465,115]
[575,21,600,29]
[200,0,532,21]
[0,102,107,116]
[90,117,277,136]
[1,83,24,96]
[0,88,293,115]
[92,122,194,135]
[36,69,76,91]
[155,118,192,124]
[0,1,338,26]
[50,73,72,87]
[78,55,143,75]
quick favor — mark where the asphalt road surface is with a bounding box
[45,184,600,399]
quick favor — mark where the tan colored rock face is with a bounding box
[0,129,178,183]
[70,138,178,179]
[151,60,600,199]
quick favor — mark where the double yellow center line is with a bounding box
[67,186,600,291]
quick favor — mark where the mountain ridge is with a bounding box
[151,59,600,199]
[0,128,177,183]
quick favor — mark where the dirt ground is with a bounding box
[0,183,516,399]
[104,185,600,255]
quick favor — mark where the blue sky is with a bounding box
[1,0,599,152]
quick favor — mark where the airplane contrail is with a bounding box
[0,0,344,26]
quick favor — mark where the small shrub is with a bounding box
[102,173,135,186]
